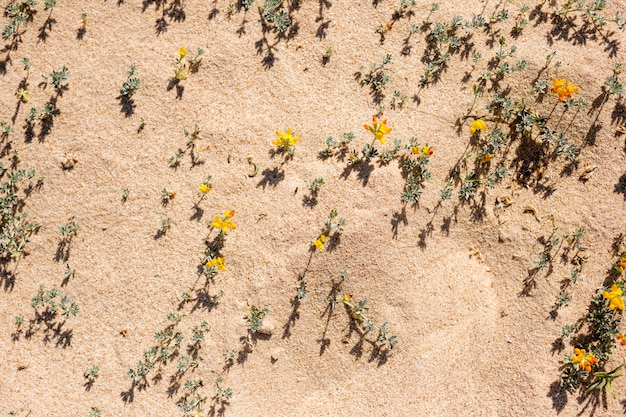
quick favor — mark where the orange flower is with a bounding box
[551,78,579,102]
[617,334,626,346]
[364,117,392,144]
[481,153,494,163]
[411,145,433,156]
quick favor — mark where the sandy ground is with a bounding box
[1,0,626,415]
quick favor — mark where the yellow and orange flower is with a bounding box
[470,119,487,134]
[603,284,624,311]
[199,183,211,194]
[206,257,226,271]
[571,348,598,372]
[211,212,237,234]
[273,128,300,148]
[551,78,579,102]
[411,144,434,156]
[364,117,392,144]
[177,46,187,59]
[481,153,494,163]
[616,333,626,346]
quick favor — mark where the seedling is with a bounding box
[174,47,205,81]
[214,376,233,402]
[246,305,269,332]
[320,132,354,157]
[308,177,324,195]
[120,65,140,97]
[161,188,176,205]
[122,188,130,202]
[60,216,79,240]
[84,365,100,382]
[88,409,102,417]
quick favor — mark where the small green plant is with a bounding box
[174,46,205,81]
[161,188,176,205]
[42,66,71,91]
[320,132,354,157]
[122,188,130,202]
[261,0,291,32]
[120,65,140,97]
[31,285,79,319]
[87,408,102,417]
[84,365,100,382]
[356,54,392,97]
[214,376,233,402]
[341,294,398,350]
[312,209,346,251]
[308,177,324,195]
[60,216,79,239]
[246,305,269,332]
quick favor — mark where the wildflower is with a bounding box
[617,334,626,346]
[412,145,434,156]
[177,46,187,60]
[481,153,494,163]
[571,348,598,372]
[602,284,624,311]
[199,183,211,194]
[206,257,226,271]
[342,294,352,302]
[470,119,487,134]
[211,212,237,234]
[313,234,326,251]
[551,78,579,102]
[273,128,300,148]
[364,117,392,144]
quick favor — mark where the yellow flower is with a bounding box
[313,234,326,251]
[177,46,187,59]
[273,128,300,148]
[223,210,235,219]
[342,294,352,302]
[199,183,211,194]
[470,119,487,134]
[206,257,226,271]
[551,78,579,101]
[603,284,624,311]
[571,348,598,372]
[364,117,392,144]
[211,213,237,234]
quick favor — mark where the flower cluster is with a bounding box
[616,250,626,273]
[616,333,626,346]
[211,210,237,235]
[410,144,434,156]
[206,256,226,271]
[363,117,392,144]
[602,284,624,311]
[551,78,579,102]
[570,348,598,372]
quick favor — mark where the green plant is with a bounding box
[84,365,100,382]
[214,376,233,402]
[161,188,176,205]
[312,209,346,251]
[262,0,291,32]
[87,408,102,417]
[42,66,71,91]
[356,54,392,96]
[246,305,269,332]
[60,216,79,239]
[31,285,79,318]
[320,132,354,157]
[338,292,398,351]
[120,65,140,97]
